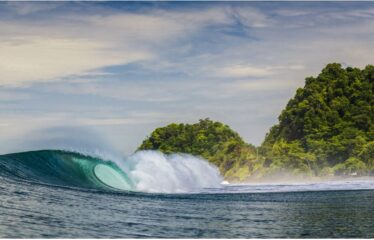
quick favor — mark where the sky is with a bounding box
[0,1,374,155]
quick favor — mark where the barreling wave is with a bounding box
[0,150,223,193]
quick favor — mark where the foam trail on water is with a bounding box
[120,151,223,193]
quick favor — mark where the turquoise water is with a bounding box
[0,150,373,238]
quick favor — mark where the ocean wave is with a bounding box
[0,150,222,193]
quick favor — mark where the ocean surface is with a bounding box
[0,150,373,238]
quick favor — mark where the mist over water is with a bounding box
[124,151,223,193]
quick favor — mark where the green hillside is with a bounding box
[138,119,261,180]
[138,63,374,180]
[261,63,374,176]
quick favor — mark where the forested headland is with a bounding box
[138,63,374,181]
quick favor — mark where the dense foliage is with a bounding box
[138,119,260,180]
[261,63,374,176]
[138,63,373,180]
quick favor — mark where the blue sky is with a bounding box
[1,1,374,154]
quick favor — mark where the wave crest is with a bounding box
[124,151,223,193]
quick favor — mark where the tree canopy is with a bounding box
[138,118,260,180]
[138,63,374,180]
[261,63,374,175]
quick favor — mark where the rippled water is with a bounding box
[1,174,374,238]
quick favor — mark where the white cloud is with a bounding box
[45,80,183,103]
[84,14,185,43]
[227,79,298,92]
[218,65,272,78]
[0,11,187,85]
[275,9,315,17]
[215,64,305,78]
[0,37,150,86]
[0,5,275,86]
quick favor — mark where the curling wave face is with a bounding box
[0,150,223,193]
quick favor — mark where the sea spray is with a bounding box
[121,151,223,193]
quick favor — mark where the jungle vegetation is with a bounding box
[138,63,374,180]
[261,63,373,177]
[138,119,262,181]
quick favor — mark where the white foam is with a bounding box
[121,151,223,193]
